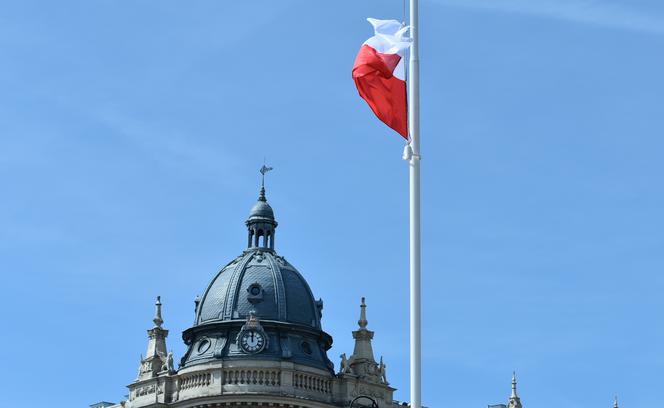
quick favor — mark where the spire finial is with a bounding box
[358,297,368,329]
[511,371,518,398]
[153,296,163,328]
[614,396,619,408]
[259,162,273,200]
[507,371,522,408]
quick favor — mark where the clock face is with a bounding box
[240,330,266,353]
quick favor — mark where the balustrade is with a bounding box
[223,369,281,387]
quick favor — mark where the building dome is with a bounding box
[194,250,322,328]
[180,184,333,372]
[107,177,399,408]
[193,185,320,327]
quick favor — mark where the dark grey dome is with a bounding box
[249,200,274,220]
[195,250,322,328]
[246,185,276,222]
[181,184,333,373]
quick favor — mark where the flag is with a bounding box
[353,18,411,139]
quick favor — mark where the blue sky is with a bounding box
[1,1,663,407]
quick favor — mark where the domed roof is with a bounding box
[195,250,322,328]
[247,185,275,220]
[249,198,274,220]
[181,181,333,373]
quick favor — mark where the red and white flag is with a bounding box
[353,18,411,139]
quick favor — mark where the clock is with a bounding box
[237,311,269,354]
[239,329,266,354]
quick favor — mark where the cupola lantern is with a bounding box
[246,165,277,250]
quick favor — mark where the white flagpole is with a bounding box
[407,0,421,407]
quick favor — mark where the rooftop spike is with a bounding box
[508,371,522,408]
[511,371,518,398]
[347,297,378,378]
[137,296,170,380]
[153,296,163,328]
[358,297,368,329]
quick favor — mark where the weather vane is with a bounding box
[259,162,273,188]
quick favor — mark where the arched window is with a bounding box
[255,229,264,247]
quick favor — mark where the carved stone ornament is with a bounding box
[213,336,227,358]
[161,351,174,373]
[351,383,385,400]
[340,353,352,374]
[379,356,388,384]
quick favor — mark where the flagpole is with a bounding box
[407,0,421,407]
